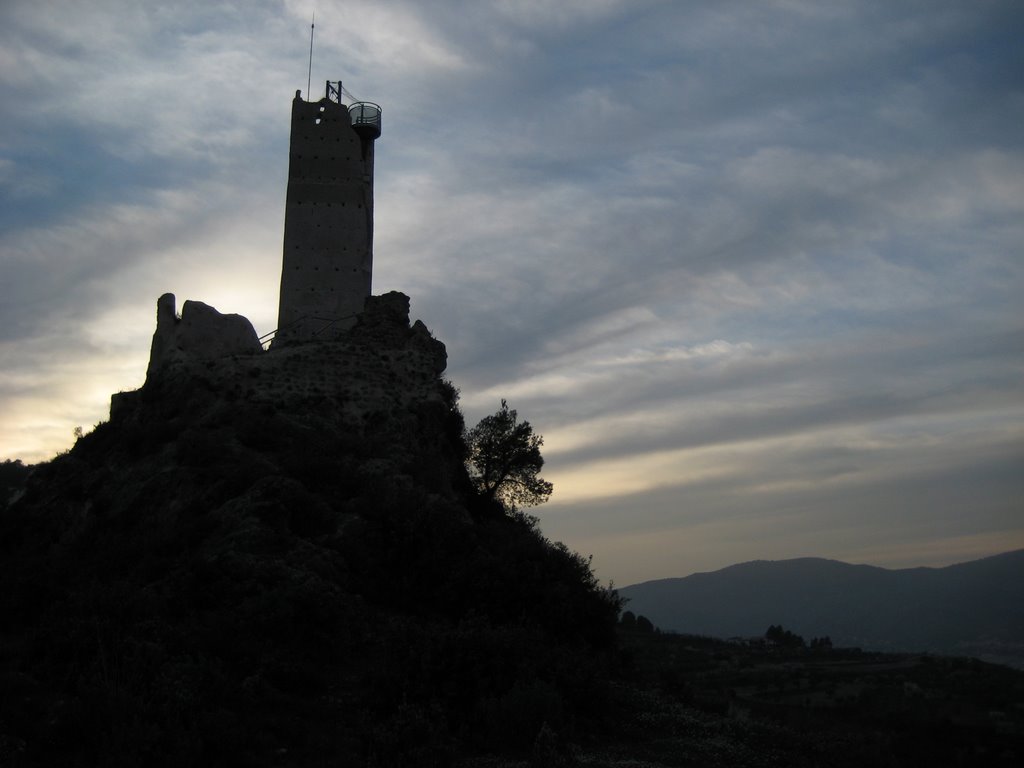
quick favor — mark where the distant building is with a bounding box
[274,81,382,344]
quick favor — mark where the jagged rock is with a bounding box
[352,291,447,374]
[145,293,262,383]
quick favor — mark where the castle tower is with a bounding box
[275,81,382,344]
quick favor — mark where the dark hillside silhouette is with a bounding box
[1,294,1019,766]
[4,322,1022,765]
[0,296,620,767]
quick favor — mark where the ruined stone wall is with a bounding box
[123,291,446,438]
[231,292,446,425]
[145,293,262,384]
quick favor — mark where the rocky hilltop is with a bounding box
[0,293,620,767]
[113,290,457,497]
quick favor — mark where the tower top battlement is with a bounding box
[297,80,382,140]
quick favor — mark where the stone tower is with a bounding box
[274,81,382,345]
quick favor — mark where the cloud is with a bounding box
[1,1,1021,584]
[542,420,1024,584]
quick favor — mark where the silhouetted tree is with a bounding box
[765,624,805,649]
[620,610,637,629]
[466,400,553,510]
[810,636,833,651]
[635,615,655,633]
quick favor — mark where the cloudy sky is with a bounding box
[2,0,1022,585]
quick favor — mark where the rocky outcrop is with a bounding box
[145,293,262,383]
[112,290,453,491]
[353,291,447,375]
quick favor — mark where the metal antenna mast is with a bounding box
[306,12,315,100]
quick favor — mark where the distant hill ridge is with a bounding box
[620,550,1024,667]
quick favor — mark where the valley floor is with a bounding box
[462,629,1024,768]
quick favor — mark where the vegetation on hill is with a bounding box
[465,399,553,510]
[603,624,1024,768]
[2,322,1022,766]
[0,344,621,767]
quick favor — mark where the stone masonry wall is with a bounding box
[145,293,262,384]
[121,291,446,435]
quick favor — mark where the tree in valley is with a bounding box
[765,624,806,649]
[466,399,553,511]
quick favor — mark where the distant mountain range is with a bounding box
[619,549,1024,667]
